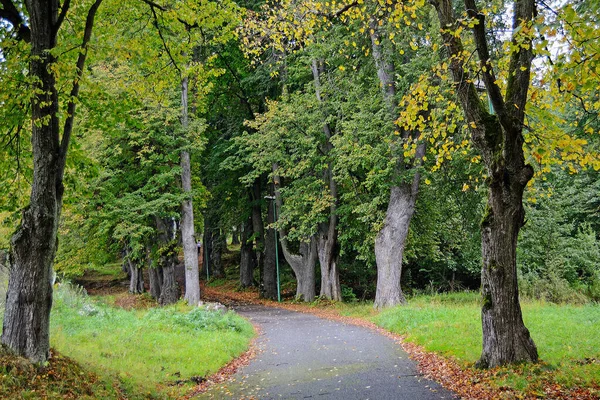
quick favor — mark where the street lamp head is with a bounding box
[264,195,276,200]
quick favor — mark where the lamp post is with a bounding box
[265,195,281,302]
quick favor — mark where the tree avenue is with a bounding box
[0,0,598,373]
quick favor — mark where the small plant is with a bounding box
[341,285,358,303]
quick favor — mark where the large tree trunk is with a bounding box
[262,183,278,300]
[273,171,316,301]
[369,20,424,309]
[373,177,420,308]
[316,167,341,301]
[282,238,317,301]
[1,6,58,361]
[0,0,101,363]
[240,216,256,288]
[311,59,342,301]
[180,75,200,306]
[432,0,538,367]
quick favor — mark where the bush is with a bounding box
[341,285,358,303]
[519,271,589,304]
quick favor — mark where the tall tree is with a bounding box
[368,14,427,309]
[0,0,103,363]
[310,58,342,301]
[430,0,539,367]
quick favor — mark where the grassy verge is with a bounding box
[1,283,255,399]
[374,292,600,396]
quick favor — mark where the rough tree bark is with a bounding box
[369,20,425,309]
[0,0,102,363]
[180,74,200,306]
[311,59,342,301]
[431,0,538,367]
[273,171,317,301]
[240,216,256,288]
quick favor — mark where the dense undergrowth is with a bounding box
[1,283,254,399]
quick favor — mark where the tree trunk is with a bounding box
[203,216,213,279]
[262,183,278,300]
[1,1,60,363]
[369,20,425,309]
[155,217,179,305]
[317,228,341,301]
[251,178,266,293]
[180,75,200,306]
[211,229,225,278]
[374,176,420,308]
[311,59,342,301]
[273,171,316,301]
[282,238,317,301]
[148,261,163,300]
[0,0,102,363]
[125,251,144,294]
[240,216,256,288]
[431,0,538,367]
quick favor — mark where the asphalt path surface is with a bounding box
[200,305,458,400]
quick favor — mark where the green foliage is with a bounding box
[518,168,600,303]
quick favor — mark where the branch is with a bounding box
[55,0,71,34]
[430,0,497,162]
[148,4,181,73]
[504,0,535,129]
[464,0,509,128]
[139,0,167,11]
[0,0,30,42]
[57,0,103,180]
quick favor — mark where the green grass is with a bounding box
[0,283,254,398]
[373,292,600,393]
[49,283,254,397]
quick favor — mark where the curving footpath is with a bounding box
[199,305,458,400]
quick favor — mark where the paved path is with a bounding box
[200,305,457,400]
